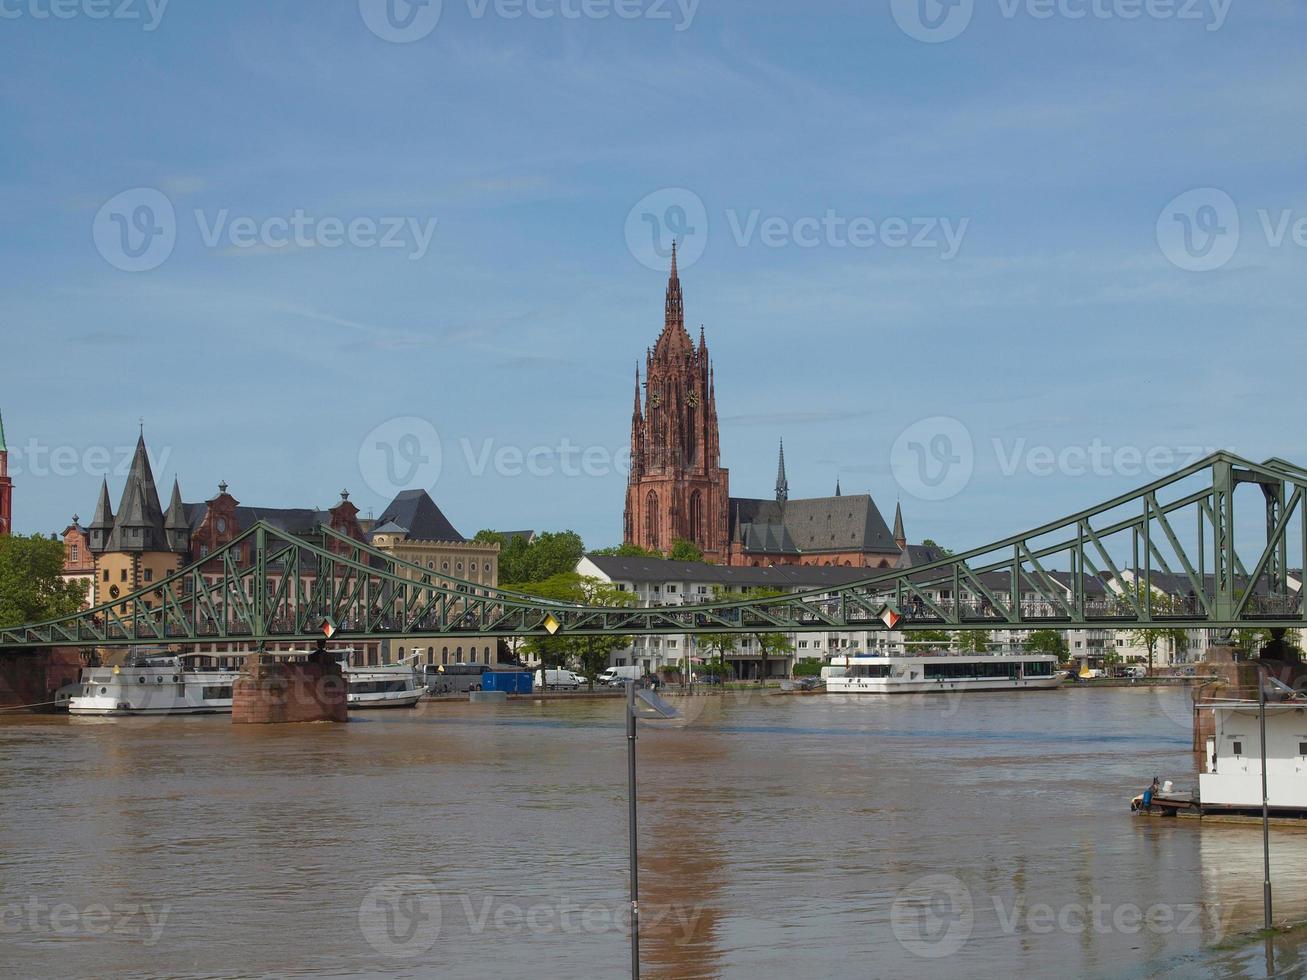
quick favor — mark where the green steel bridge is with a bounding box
[2,451,1305,650]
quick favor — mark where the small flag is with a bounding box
[543,614,561,635]
[878,605,902,629]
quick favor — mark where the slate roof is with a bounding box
[105,434,169,552]
[372,490,464,543]
[730,494,899,556]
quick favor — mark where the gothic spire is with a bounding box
[90,479,114,530]
[633,364,642,418]
[893,500,906,549]
[775,439,789,504]
[0,409,6,453]
[664,241,684,331]
[835,477,842,497]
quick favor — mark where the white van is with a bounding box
[598,665,643,686]
[534,669,586,691]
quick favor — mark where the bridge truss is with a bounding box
[1,452,1304,649]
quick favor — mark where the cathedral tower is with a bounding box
[624,246,730,560]
[0,411,11,535]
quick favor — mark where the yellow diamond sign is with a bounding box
[543,614,561,635]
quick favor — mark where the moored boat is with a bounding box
[825,653,1063,694]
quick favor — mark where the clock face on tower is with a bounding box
[650,390,662,408]
[687,390,700,408]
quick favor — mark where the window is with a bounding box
[666,585,677,593]
[120,569,128,582]
[470,650,478,663]
[71,544,79,562]
[1299,742,1307,757]
[1233,741,1244,756]
[442,647,449,665]
[144,569,153,583]
[103,570,110,582]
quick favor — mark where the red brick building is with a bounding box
[624,255,938,570]
[0,411,12,536]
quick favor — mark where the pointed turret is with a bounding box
[165,478,190,553]
[664,241,685,333]
[633,364,643,419]
[0,409,6,453]
[775,439,789,504]
[893,500,906,551]
[89,479,114,553]
[835,478,842,497]
[105,430,168,552]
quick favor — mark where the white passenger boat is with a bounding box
[825,653,1063,694]
[344,663,425,709]
[64,651,425,716]
[66,655,238,716]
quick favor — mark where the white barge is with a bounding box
[825,653,1063,694]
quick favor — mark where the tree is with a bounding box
[485,530,586,587]
[742,586,793,683]
[1025,630,1066,658]
[0,534,86,628]
[589,543,660,558]
[921,539,954,557]
[511,573,634,690]
[668,538,705,562]
[954,630,991,654]
[910,629,952,652]
[1126,586,1189,675]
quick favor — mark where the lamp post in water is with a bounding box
[1255,661,1273,932]
[625,680,680,979]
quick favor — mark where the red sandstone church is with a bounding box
[624,247,937,570]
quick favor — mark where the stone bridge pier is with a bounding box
[232,649,348,724]
[0,648,85,712]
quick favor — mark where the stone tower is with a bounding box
[624,246,730,560]
[0,411,11,536]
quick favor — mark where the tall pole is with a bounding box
[627,680,640,979]
[1258,663,1273,932]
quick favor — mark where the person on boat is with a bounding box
[1141,776,1160,811]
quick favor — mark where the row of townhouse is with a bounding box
[575,555,1304,676]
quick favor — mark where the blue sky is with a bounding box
[2,0,1305,555]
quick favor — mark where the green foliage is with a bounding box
[0,534,86,628]
[793,659,824,677]
[953,630,991,653]
[913,629,952,647]
[510,573,635,688]
[481,529,584,586]
[1025,630,1066,656]
[1125,586,1189,672]
[667,538,706,562]
[921,539,954,556]
[589,542,660,558]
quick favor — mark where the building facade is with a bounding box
[79,429,503,667]
[622,254,928,569]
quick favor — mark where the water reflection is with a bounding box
[2,690,1307,977]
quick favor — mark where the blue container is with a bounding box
[482,671,533,694]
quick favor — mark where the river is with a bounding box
[1,686,1305,978]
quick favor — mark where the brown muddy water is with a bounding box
[2,686,1306,979]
